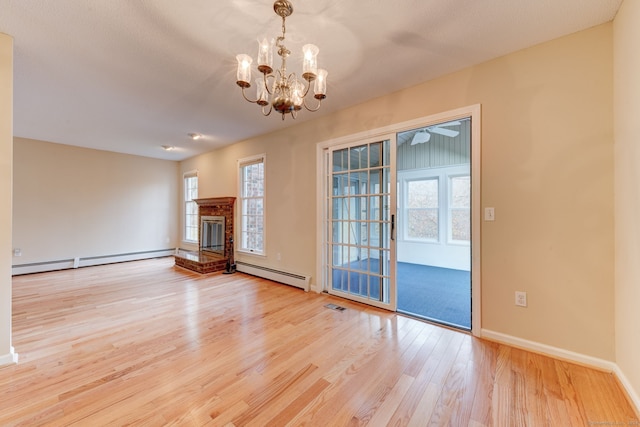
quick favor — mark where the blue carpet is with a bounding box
[332,259,470,330]
[397,262,470,329]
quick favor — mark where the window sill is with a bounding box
[446,240,471,247]
[237,249,266,258]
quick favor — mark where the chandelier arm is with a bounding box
[261,103,273,116]
[303,97,323,112]
[240,86,260,104]
[301,79,311,98]
[263,73,275,96]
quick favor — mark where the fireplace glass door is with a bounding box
[201,216,225,255]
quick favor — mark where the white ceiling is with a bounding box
[0,0,622,161]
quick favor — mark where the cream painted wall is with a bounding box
[181,24,615,360]
[0,33,15,364]
[614,0,640,408]
[13,138,180,266]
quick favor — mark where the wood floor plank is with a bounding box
[468,338,498,426]
[263,377,331,426]
[555,360,592,426]
[364,373,414,426]
[407,382,440,427]
[1,257,637,426]
[385,326,446,425]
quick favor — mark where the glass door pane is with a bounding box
[328,140,393,306]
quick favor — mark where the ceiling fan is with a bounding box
[410,121,461,145]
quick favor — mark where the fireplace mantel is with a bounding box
[194,197,236,207]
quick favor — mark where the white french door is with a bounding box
[325,138,397,310]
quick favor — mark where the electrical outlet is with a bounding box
[515,291,527,307]
[13,248,21,257]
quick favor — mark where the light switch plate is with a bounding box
[484,207,495,221]
[515,291,527,307]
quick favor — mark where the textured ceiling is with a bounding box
[0,0,623,161]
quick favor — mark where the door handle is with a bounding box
[391,214,395,241]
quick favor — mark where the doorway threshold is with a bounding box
[397,309,471,333]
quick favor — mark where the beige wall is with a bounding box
[13,138,180,266]
[182,24,615,360]
[614,0,640,408]
[0,33,14,363]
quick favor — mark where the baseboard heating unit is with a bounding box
[12,249,175,276]
[235,261,311,291]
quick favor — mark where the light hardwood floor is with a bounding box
[2,257,638,426]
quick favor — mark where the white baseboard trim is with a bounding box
[481,329,639,415]
[0,347,18,367]
[481,329,616,371]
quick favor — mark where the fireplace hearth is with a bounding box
[174,197,235,274]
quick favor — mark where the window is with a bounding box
[406,178,439,240]
[449,175,470,242]
[239,155,265,254]
[399,166,469,245]
[184,171,198,243]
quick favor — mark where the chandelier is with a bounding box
[235,0,327,120]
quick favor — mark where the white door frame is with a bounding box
[316,104,482,336]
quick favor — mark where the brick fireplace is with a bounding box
[174,197,235,274]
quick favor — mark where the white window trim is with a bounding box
[237,154,266,257]
[183,170,198,245]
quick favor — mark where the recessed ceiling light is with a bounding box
[161,145,175,151]
[188,133,202,140]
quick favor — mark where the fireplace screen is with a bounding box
[200,216,225,255]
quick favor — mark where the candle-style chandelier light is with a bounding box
[235,0,327,120]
